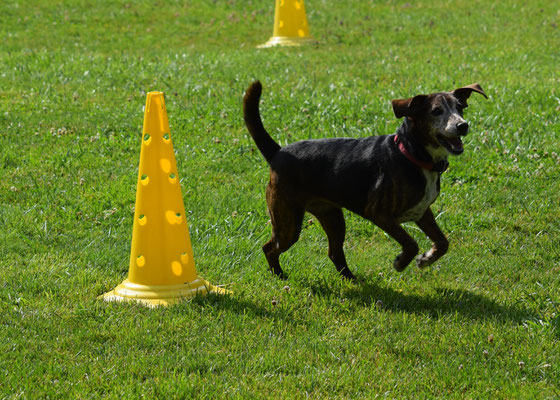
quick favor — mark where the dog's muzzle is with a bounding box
[457,122,469,136]
[437,134,464,155]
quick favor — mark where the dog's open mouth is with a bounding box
[437,135,464,155]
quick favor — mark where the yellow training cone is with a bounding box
[259,0,317,48]
[101,92,229,307]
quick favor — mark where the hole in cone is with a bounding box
[166,210,175,224]
[163,133,170,141]
[160,158,171,174]
[181,252,189,264]
[140,174,149,185]
[138,214,147,226]
[171,261,182,276]
[169,173,177,184]
[136,255,145,267]
[165,210,182,225]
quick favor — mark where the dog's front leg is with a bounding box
[372,218,419,272]
[414,207,449,268]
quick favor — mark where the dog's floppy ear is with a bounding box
[392,95,428,118]
[452,84,488,108]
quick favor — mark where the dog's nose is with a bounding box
[457,122,469,135]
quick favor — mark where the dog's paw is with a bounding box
[393,255,408,272]
[339,267,357,281]
[416,250,436,269]
[271,269,289,280]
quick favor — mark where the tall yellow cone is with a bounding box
[259,0,317,48]
[101,92,229,307]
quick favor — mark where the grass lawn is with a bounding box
[1,0,559,398]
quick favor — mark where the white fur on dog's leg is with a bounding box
[416,248,436,269]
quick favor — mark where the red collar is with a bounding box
[394,135,448,173]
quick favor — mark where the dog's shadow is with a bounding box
[305,276,535,325]
[193,275,541,330]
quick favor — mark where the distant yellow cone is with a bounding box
[101,92,229,307]
[259,0,317,48]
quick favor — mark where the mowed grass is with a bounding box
[1,0,559,398]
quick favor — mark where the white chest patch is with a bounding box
[398,170,439,223]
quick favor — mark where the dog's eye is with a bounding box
[431,107,443,116]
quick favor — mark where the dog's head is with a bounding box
[392,84,487,157]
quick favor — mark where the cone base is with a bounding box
[100,277,230,307]
[258,36,317,48]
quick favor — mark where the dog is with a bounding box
[243,81,487,280]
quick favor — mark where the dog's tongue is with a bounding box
[448,137,463,152]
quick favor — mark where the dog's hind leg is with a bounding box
[309,205,356,280]
[262,239,287,279]
[263,191,305,280]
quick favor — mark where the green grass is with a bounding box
[1,0,559,398]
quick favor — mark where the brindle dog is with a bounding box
[243,81,487,280]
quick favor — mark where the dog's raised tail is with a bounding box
[243,81,281,163]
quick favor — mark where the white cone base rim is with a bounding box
[258,36,317,48]
[101,277,228,307]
